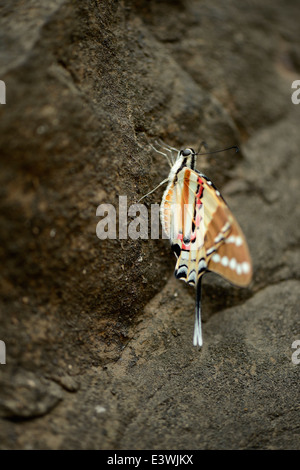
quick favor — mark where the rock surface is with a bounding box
[0,0,299,449]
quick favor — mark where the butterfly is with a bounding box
[139,140,252,347]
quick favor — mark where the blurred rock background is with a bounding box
[0,0,299,449]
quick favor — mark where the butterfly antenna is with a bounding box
[196,145,239,157]
[197,140,209,154]
[193,278,203,347]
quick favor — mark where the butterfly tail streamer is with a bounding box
[193,278,203,347]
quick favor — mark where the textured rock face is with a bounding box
[0,0,299,449]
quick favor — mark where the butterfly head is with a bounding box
[178,148,197,170]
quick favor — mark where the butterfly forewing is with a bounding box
[200,173,252,286]
[207,218,252,287]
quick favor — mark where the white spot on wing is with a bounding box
[229,258,237,270]
[225,235,243,247]
[236,236,243,246]
[221,256,229,267]
[242,261,250,274]
[212,253,220,263]
[236,264,242,275]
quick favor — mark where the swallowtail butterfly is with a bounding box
[140,141,252,347]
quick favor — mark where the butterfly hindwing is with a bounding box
[163,169,206,286]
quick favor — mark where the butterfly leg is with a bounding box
[150,144,173,168]
[193,278,203,347]
[137,177,169,203]
[156,139,179,164]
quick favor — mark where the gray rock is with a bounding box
[0,0,299,450]
[0,370,62,419]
